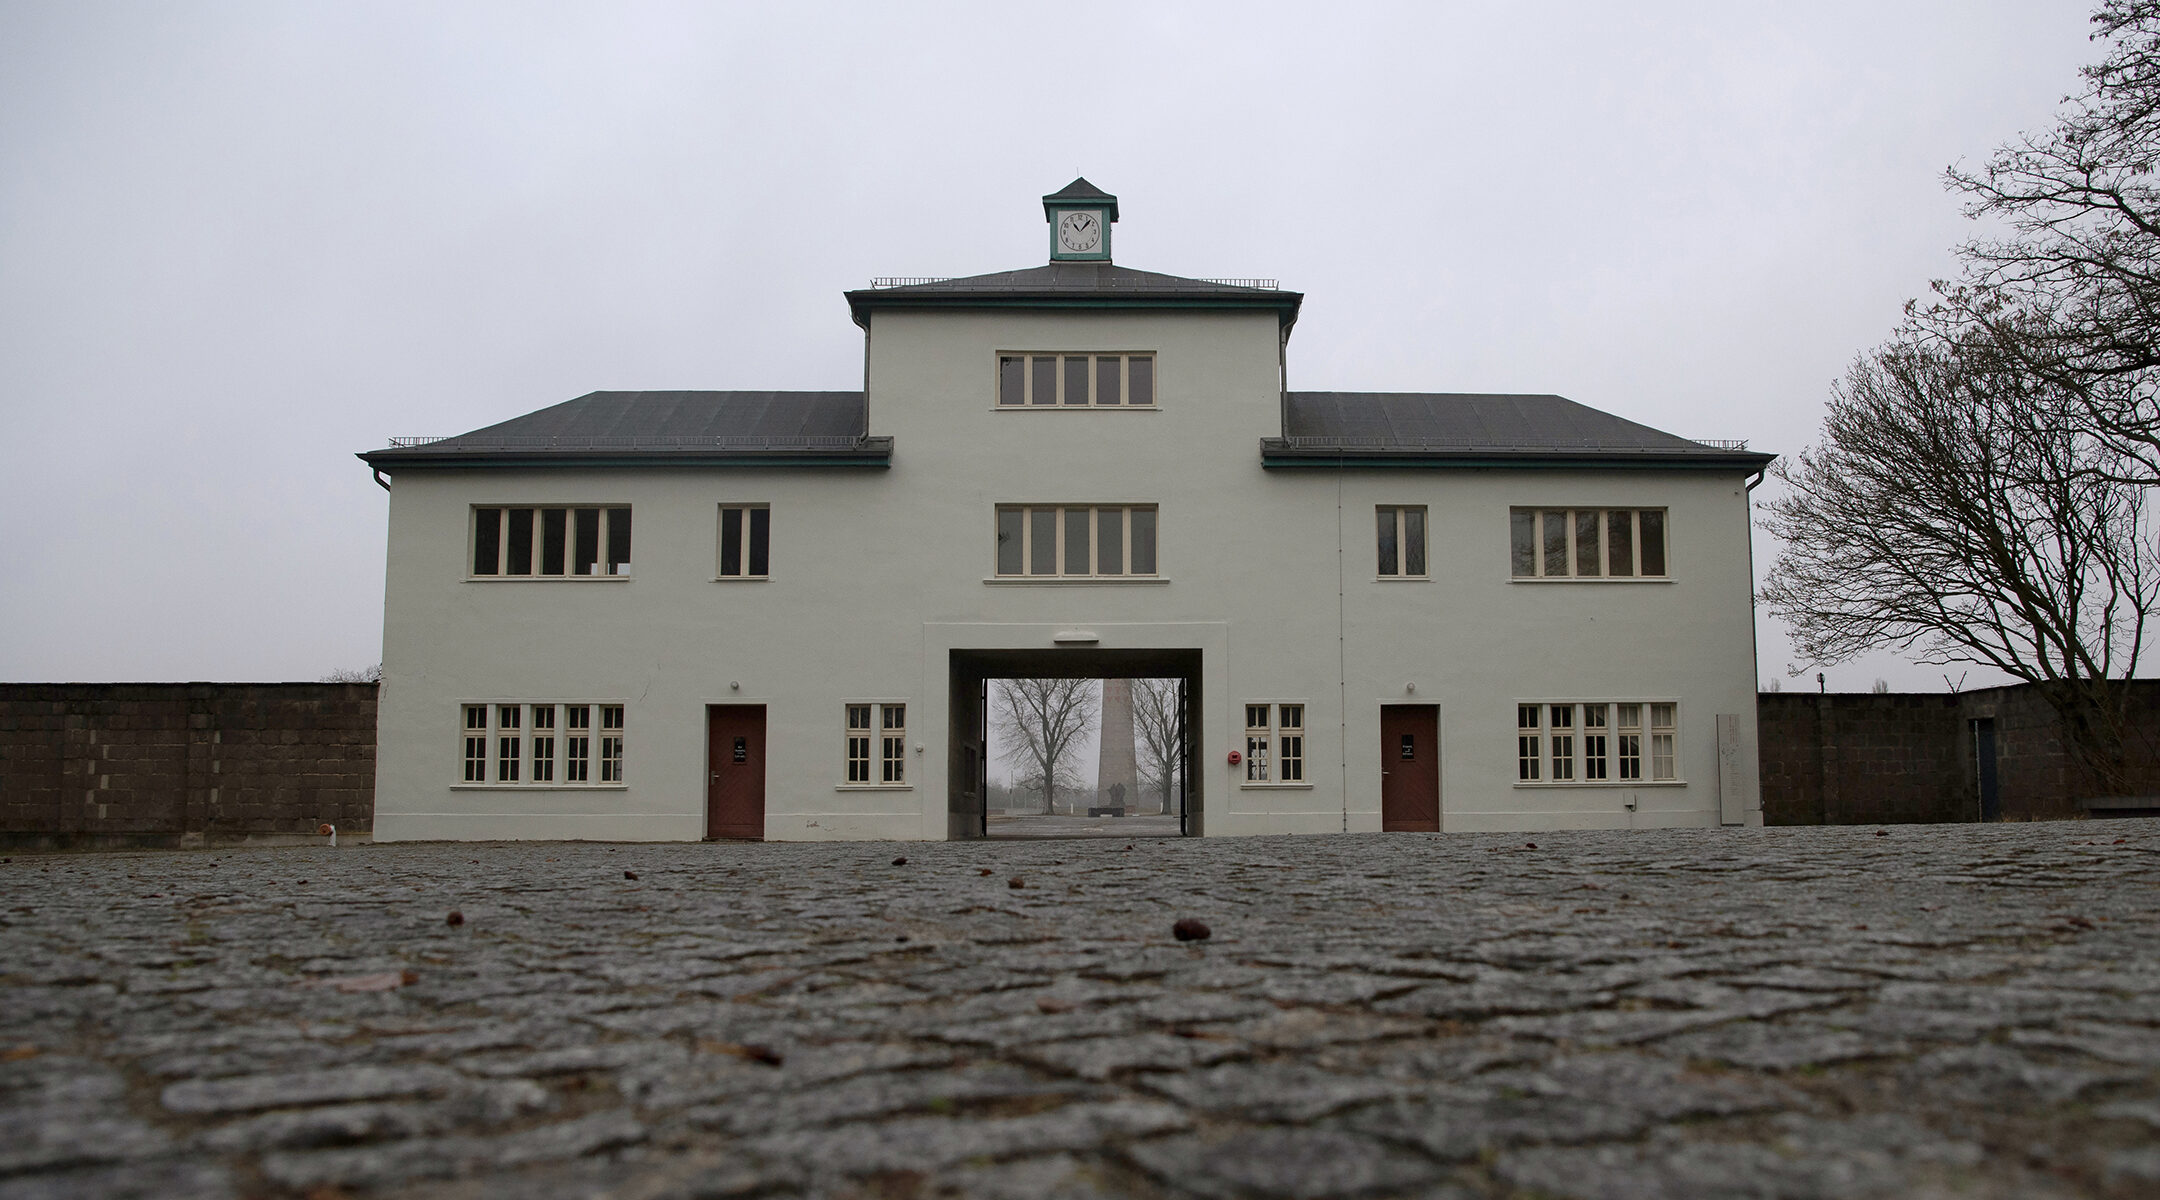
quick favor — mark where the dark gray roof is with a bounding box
[847,262,1301,327]
[1042,177,1119,219]
[1263,392,1775,470]
[359,391,890,469]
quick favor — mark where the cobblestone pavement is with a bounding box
[3,823,2158,1199]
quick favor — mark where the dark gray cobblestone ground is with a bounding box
[3,823,2158,1198]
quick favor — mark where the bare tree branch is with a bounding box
[989,678,1096,815]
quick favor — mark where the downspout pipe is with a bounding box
[372,467,391,492]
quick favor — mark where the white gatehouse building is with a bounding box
[361,180,1774,842]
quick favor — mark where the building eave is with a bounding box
[1258,441,1778,471]
[357,440,894,471]
[847,290,1303,331]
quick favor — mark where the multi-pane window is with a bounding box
[998,353,1155,407]
[599,705,624,783]
[1547,704,1574,781]
[881,704,907,784]
[472,507,631,577]
[845,705,873,783]
[463,706,488,782]
[1242,702,1306,784]
[717,505,771,578]
[1509,508,1666,578]
[566,705,591,782]
[995,505,1158,578]
[1616,704,1642,780]
[459,703,623,784]
[1376,506,1427,577]
[843,702,908,785]
[1517,702,1678,783]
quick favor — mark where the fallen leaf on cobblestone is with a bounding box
[1876,829,1889,836]
[978,869,993,876]
[2,1045,39,1061]
[892,857,908,866]
[1009,877,1026,889]
[1525,842,1538,849]
[1173,919,1211,942]
[624,870,639,880]
[446,911,464,926]
[699,1040,784,1066]
[1036,996,1075,1013]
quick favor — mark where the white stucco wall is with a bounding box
[373,305,1763,841]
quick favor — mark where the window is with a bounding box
[458,703,623,785]
[599,705,624,783]
[1377,506,1427,577]
[472,507,631,577]
[717,505,771,578]
[1509,508,1665,578]
[995,505,1158,578]
[1242,702,1306,785]
[997,353,1155,407]
[881,704,907,784]
[1517,701,1678,784]
[844,703,908,785]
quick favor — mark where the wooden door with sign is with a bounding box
[706,705,766,840]
[1380,704,1439,832]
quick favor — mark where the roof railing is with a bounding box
[868,276,954,288]
[1693,439,1750,450]
[1197,278,1278,290]
[388,436,452,447]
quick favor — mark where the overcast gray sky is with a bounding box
[0,0,2099,688]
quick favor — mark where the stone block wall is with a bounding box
[1759,681,2160,825]
[0,683,375,849]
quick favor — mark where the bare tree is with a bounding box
[990,678,1096,815]
[322,663,382,684]
[1938,2,2160,479]
[1760,329,2157,791]
[1130,677,1184,814]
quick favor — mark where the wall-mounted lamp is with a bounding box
[1405,682,1416,694]
[729,681,741,691]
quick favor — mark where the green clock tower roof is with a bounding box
[1042,178,1119,223]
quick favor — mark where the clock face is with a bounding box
[1057,210,1103,253]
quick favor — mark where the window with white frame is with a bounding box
[717,505,770,578]
[1242,702,1306,784]
[843,702,908,785]
[1517,701,1678,784]
[998,353,1155,407]
[460,703,624,784]
[1377,506,1427,577]
[472,506,631,578]
[1509,508,1665,578]
[995,505,1158,578]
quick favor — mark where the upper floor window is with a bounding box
[473,506,631,578]
[995,505,1158,578]
[1377,506,1427,577]
[998,354,1154,408]
[717,505,770,579]
[1509,508,1665,579]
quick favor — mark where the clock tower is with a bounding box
[1043,177,1118,262]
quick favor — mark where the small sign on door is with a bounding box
[733,737,748,763]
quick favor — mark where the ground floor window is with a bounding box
[1517,701,1677,783]
[460,702,624,784]
[1243,702,1305,783]
[844,702,908,785]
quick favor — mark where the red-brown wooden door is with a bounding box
[1380,704,1439,831]
[706,705,766,840]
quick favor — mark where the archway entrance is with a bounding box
[949,648,1201,839]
